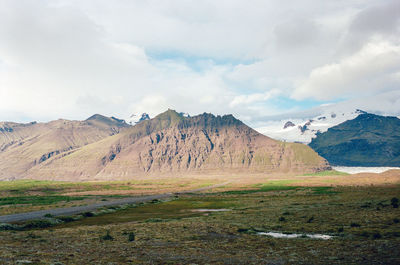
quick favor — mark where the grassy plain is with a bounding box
[0,170,399,264]
[0,177,220,215]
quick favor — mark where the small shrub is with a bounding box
[145,218,163,223]
[338,227,344,233]
[377,202,389,208]
[393,218,400,224]
[279,217,286,222]
[128,232,135,242]
[373,232,382,239]
[282,212,290,215]
[391,197,399,208]
[44,213,53,218]
[237,228,248,233]
[82,212,94,217]
[360,231,369,238]
[361,202,371,208]
[101,230,113,241]
[57,216,75,223]
[350,222,361,228]
[24,219,53,229]
[307,216,314,223]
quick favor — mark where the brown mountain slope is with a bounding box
[25,110,330,181]
[0,115,129,180]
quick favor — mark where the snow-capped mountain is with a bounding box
[256,109,366,143]
[126,113,150,125]
[179,112,190,118]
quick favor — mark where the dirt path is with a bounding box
[0,181,230,223]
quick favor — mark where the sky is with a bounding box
[0,0,400,126]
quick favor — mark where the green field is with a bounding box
[0,195,86,206]
[0,178,222,215]
[302,170,350,176]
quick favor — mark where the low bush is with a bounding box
[128,232,135,242]
[360,231,369,237]
[391,197,399,208]
[82,212,94,217]
[101,230,113,241]
[373,232,382,239]
[350,222,361,227]
[56,216,75,223]
[24,219,53,229]
[145,218,163,223]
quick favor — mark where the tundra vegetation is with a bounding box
[0,170,399,264]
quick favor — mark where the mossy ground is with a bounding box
[1,182,399,264]
[0,178,220,215]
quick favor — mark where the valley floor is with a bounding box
[0,171,400,264]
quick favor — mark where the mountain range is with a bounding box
[0,110,329,181]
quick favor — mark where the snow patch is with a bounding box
[257,232,333,240]
[256,108,364,143]
[126,113,150,125]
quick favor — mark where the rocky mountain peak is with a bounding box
[283,121,295,129]
[188,113,243,128]
[86,114,128,127]
[127,113,151,125]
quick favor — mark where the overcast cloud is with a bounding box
[0,0,399,124]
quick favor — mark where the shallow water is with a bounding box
[333,166,400,174]
[257,232,333,240]
[190,209,231,212]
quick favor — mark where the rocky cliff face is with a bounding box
[21,110,329,181]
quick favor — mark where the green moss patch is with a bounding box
[0,195,86,206]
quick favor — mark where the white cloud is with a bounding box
[273,18,320,50]
[293,41,400,100]
[0,0,399,125]
[230,89,281,107]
